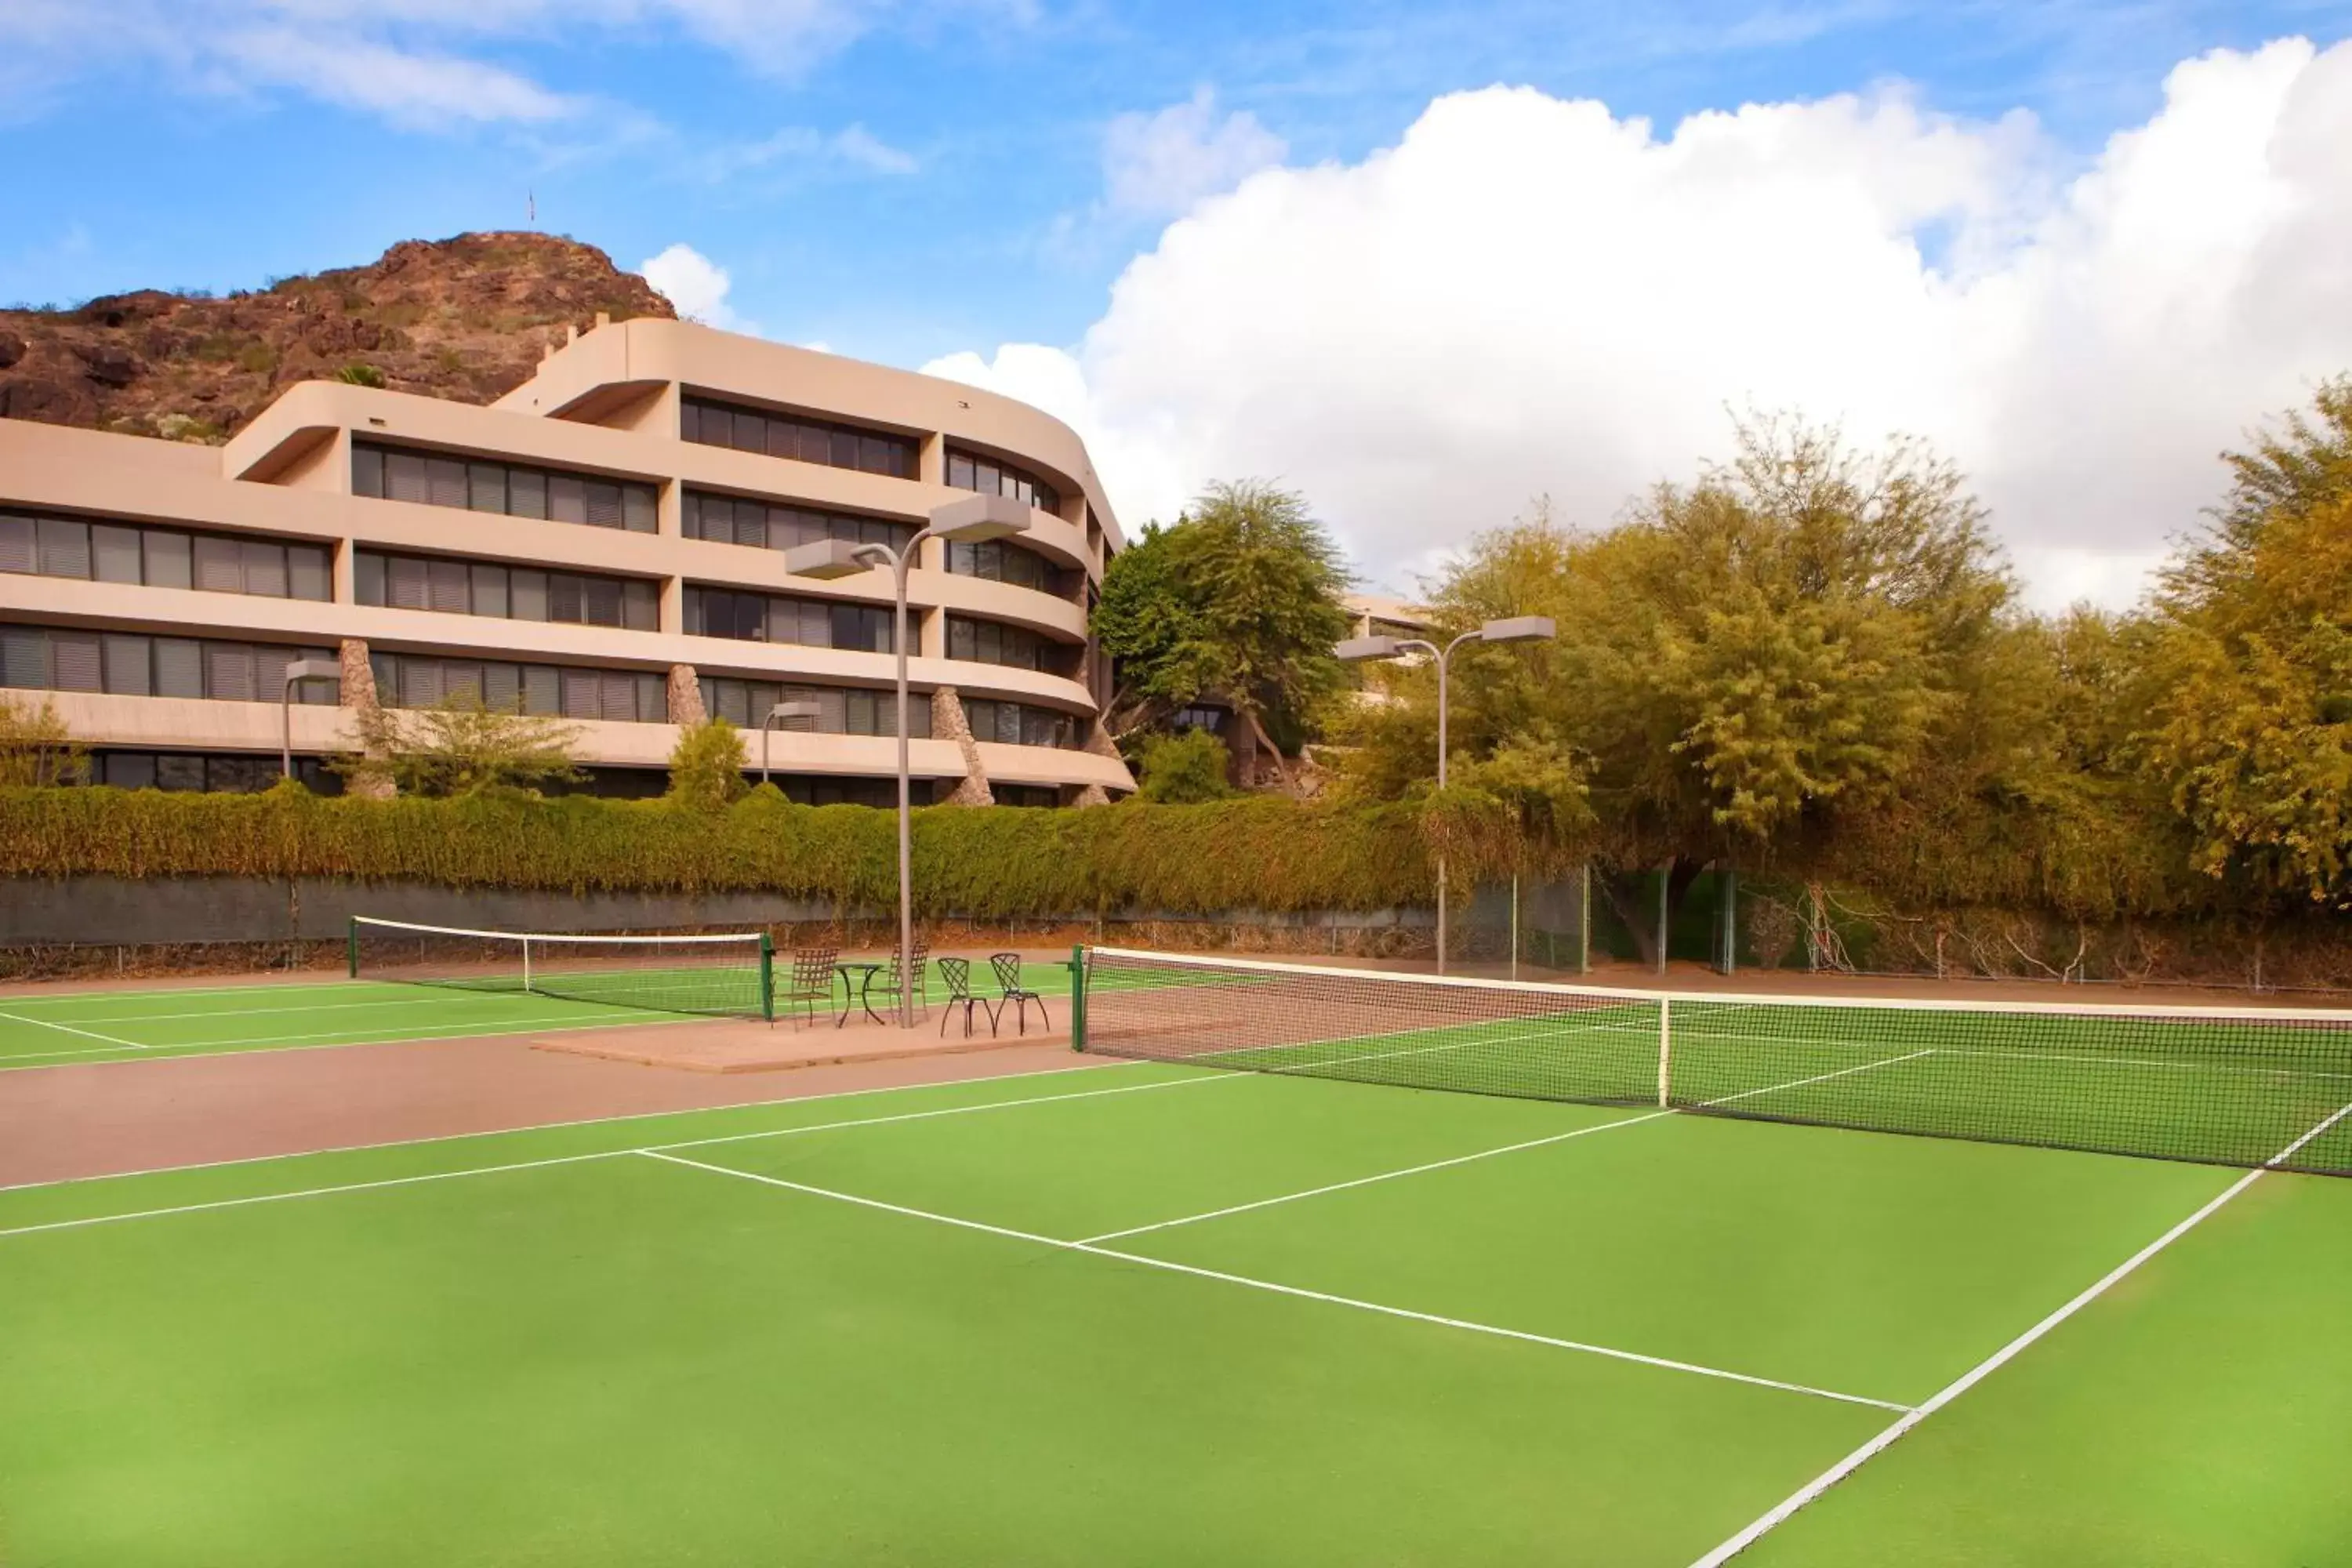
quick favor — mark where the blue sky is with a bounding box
[3,1,2341,361]
[5,2,2351,605]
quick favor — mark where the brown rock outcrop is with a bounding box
[0,231,677,446]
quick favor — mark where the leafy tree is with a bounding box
[337,693,583,798]
[1336,416,2021,956]
[0,695,87,787]
[1094,480,1352,782]
[2136,387,2352,906]
[1134,728,1235,803]
[666,718,750,810]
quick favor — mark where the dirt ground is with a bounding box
[0,1033,1102,1189]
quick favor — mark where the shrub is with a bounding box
[666,719,750,811]
[335,363,387,387]
[0,695,86,787]
[1135,729,1233,804]
[336,694,584,798]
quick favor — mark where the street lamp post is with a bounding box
[760,700,824,786]
[280,658,343,783]
[784,492,1034,1027]
[1335,616,1555,973]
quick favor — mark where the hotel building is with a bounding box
[0,317,1136,805]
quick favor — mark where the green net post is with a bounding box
[759,934,775,1023]
[1069,944,1087,1052]
[346,916,359,979]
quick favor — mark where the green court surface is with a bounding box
[0,960,1084,1070]
[4,1057,2347,1564]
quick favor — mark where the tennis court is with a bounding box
[0,950,1082,1072]
[3,947,2348,1563]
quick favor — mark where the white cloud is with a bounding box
[216,29,578,126]
[701,122,920,183]
[0,0,932,127]
[832,123,920,176]
[1102,87,1288,220]
[941,40,2352,612]
[640,242,753,332]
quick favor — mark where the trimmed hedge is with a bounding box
[0,785,1446,916]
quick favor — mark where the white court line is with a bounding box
[0,1009,141,1051]
[1688,1094,2352,1567]
[0,980,391,1005]
[0,1010,691,1067]
[0,1067,1235,1234]
[1078,1048,1936,1247]
[1700,1049,1940,1109]
[1,1056,1151,1194]
[1079,1111,1675,1244]
[38,993,543,1025]
[640,1149,1911,1414]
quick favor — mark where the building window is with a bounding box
[944,615,1076,675]
[1171,706,1228,732]
[368,652,665,723]
[0,624,336,703]
[698,677,933,739]
[681,396,917,481]
[682,586,894,652]
[768,774,947,808]
[0,510,331,601]
[89,750,339,794]
[353,442,657,534]
[945,447,1061,516]
[682,489,916,557]
[354,550,657,631]
[994,783,1062,808]
[961,699,1079,750]
[943,539,1080,598]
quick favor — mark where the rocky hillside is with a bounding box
[0,232,676,444]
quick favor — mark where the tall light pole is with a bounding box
[785,492,1033,1026]
[1336,616,1554,973]
[760,699,823,786]
[281,658,342,783]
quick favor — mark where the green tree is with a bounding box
[1338,416,2021,957]
[338,693,584,798]
[2136,387,2352,905]
[666,717,750,810]
[0,695,87,787]
[1134,728,1235,803]
[1094,480,1352,782]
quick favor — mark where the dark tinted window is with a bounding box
[681,489,916,557]
[681,396,916,479]
[0,625,334,702]
[944,615,1077,675]
[0,510,328,601]
[697,676,932,739]
[371,652,665,721]
[944,446,1062,515]
[354,441,656,534]
[355,550,655,631]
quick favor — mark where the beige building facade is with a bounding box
[0,317,1136,804]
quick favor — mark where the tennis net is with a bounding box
[350,916,773,1020]
[1076,946,2352,1176]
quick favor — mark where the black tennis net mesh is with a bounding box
[350,917,773,1020]
[1078,947,2352,1176]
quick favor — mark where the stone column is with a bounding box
[931,687,994,806]
[666,664,706,727]
[1076,717,1121,807]
[336,637,394,799]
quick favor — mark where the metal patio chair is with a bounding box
[989,952,1050,1036]
[781,942,838,1028]
[938,957,998,1038]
